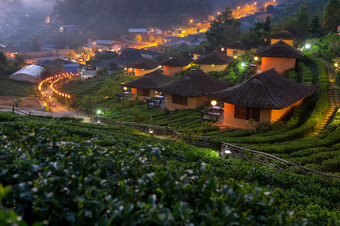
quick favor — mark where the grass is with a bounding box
[0,74,35,97]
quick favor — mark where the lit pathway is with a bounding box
[314,68,340,135]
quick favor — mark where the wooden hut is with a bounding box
[158,70,230,110]
[210,69,319,129]
[266,30,295,46]
[195,50,233,73]
[255,40,303,75]
[127,60,159,77]
[124,70,178,99]
[226,40,258,58]
[192,46,216,60]
[160,55,192,76]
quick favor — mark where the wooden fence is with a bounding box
[221,142,340,180]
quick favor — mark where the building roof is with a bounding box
[227,39,258,50]
[9,65,45,83]
[210,69,319,109]
[21,49,69,60]
[129,28,148,33]
[95,40,115,45]
[158,70,230,97]
[195,50,233,65]
[266,30,294,40]
[160,55,192,67]
[127,60,159,70]
[113,49,145,66]
[139,49,160,57]
[255,40,304,58]
[124,70,178,89]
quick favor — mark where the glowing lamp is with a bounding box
[241,62,246,67]
[221,48,225,52]
[149,128,154,136]
[233,56,237,59]
[254,56,259,61]
[334,63,339,68]
[305,44,311,49]
[211,100,217,107]
[97,110,101,115]
[123,87,128,91]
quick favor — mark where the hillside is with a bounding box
[0,113,339,224]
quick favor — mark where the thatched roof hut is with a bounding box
[210,68,319,109]
[160,55,192,67]
[255,40,303,59]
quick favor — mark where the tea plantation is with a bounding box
[0,113,339,225]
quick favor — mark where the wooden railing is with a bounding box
[221,142,340,180]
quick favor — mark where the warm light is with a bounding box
[237,6,240,9]
[221,47,225,52]
[211,64,215,67]
[335,63,339,67]
[217,12,221,15]
[254,56,259,61]
[211,100,217,107]
[305,44,311,49]
[189,19,194,23]
[149,128,154,135]
[254,2,257,5]
[241,62,246,67]
[233,56,238,59]
[93,42,96,45]
[43,103,47,106]
[123,87,127,91]
[124,68,127,70]
[97,110,101,115]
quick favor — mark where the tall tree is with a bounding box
[206,8,240,47]
[296,5,310,34]
[310,14,323,37]
[0,52,7,75]
[323,0,340,33]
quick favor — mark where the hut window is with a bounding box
[172,95,188,105]
[234,106,260,122]
[235,106,247,119]
[137,89,150,97]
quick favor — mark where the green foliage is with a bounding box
[323,0,340,33]
[0,75,35,97]
[0,52,7,75]
[206,8,240,47]
[0,114,339,224]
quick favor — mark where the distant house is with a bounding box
[126,60,159,77]
[93,59,122,71]
[266,30,295,46]
[21,49,70,64]
[195,50,233,73]
[37,59,80,73]
[129,28,148,33]
[160,55,192,76]
[210,69,319,129]
[158,70,230,110]
[139,49,160,60]
[255,40,303,75]
[113,49,145,67]
[93,40,121,51]
[124,70,178,99]
[59,25,86,35]
[226,40,258,58]
[9,65,45,83]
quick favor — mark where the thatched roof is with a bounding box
[160,55,192,67]
[267,30,294,40]
[210,69,319,109]
[124,70,178,90]
[195,50,233,65]
[113,49,145,66]
[126,59,159,70]
[255,40,303,58]
[158,70,230,97]
[227,39,258,50]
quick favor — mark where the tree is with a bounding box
[14,55,25,68]
[0,52,7,75]
[206,8,240,47]
[310,14,323,37]
[296,5,310,34]
[66,50,78,60]
[31,39,41,52]
[323,0,340,33]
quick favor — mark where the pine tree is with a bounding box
[310,14,323,37]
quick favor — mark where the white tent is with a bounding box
[9,65,45,83]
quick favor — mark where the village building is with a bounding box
[266,30,295,46]
[160,55,192,76]
[210,69,319,129]
[195,50,233,73]
[226,39,258,58]
[92,59,122,71]
[124,70,178,99]
[158,70,230,110]
[20,49,70,64]
[9,65,45,83]
[113,48,146,69]
[126,60,159,77]
[93,40,121,52]
[255,40,303,75]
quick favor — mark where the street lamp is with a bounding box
[241,62,246,67]
[305,44,311,50]
[149,128,154,136]
[221,47,225,52]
